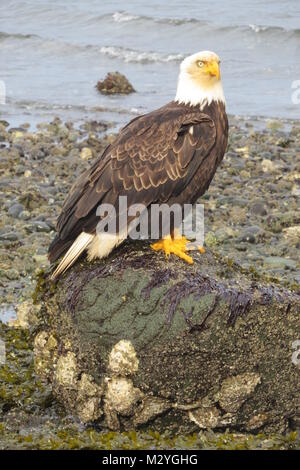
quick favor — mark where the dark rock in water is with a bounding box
[33,242,300,434]
[96,72,135,95]
[8,127,27,134]
[80,121,110,133]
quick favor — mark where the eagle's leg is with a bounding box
[151,229,205,264]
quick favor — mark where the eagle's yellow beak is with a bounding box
[206,61,220,80]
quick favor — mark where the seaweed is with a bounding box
[142,269,175,299]
[227,291,252,326]
[159,272,253,327]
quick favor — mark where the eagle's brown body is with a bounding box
[49,99,228,270]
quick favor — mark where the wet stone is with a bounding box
[25,221,51,233]
[7,203,25,218]
[96,72,135,95]
[251,202,267,216]
[0,232,20,241]
[263,257,297,270]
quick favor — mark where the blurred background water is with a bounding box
[0,0,300,127]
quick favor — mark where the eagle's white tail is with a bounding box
[51,231,128,280]
[51,232,94,280]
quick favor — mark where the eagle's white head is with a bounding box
[175,51,225,108]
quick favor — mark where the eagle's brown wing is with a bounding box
[49,103,216,262]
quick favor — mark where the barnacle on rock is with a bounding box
[76,373,103,423]
[33,330,58,379]
[108,340,139,376]
[54,351,78,388]
[215,372,261,413]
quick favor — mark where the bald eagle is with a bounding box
[49,51,228,279]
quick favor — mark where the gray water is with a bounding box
[1,0,300,127]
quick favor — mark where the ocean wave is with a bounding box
[247,24,298,35]
[204,23,300,40]
[0,31,98,56]
[100,46,183,63]
[110,11,300,35]
[248,24,270,33]
[110,12,300,38]
[112,12,140,23]
[0,31,182,62]
[87,10,200,26]
[110,10,200,26]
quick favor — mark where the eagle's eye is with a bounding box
[197,61,204,68]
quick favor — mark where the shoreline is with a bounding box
[1,113,299,314]
[1,101,300,133]
[0,114,299,449]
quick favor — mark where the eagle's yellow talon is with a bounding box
[151,235,194,264]
[198,246,205,254]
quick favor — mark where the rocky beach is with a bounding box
[0,114,299,449]
[0,115,299,310]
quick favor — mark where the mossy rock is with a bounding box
[33,241,300,434]
[96,72,135,95]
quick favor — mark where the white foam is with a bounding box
[113,11,139,23]
[100,46,183,64]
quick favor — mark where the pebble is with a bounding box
[80,147,92,160]
[251,202,267,217]
[283,225,300,242]
[217,196,249,208]
[25,221,51,233]
[263,257,297,270]
[4,269,20,280]
[18,210,31,220]
[11,131,24,141]
[33,254,49,266]
[214,228,235,243]
[239,232,256,244]
[0,232,20,241]
[8,203,24,218]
